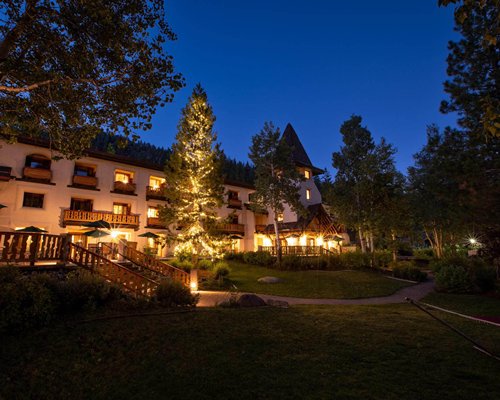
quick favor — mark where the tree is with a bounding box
[0,0,184,158]
[329,115,404,253]
[160,84,225,263]
[249,122,304,264]
[439,0,500,138]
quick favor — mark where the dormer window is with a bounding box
[304,169,311,179]
[306,189,311,200]
[277,213,284,222]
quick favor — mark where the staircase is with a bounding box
[101,242,190,287]
[67,243,158,298]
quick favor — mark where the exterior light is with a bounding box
[190,281,198,291]
[469,238,477,245]
[111,231,119,239]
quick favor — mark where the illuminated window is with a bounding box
[277,213,284,222]
[304,170,311,179]
[147,207,159,218]
[115,170,133,184]
[306,189,311,200]
[149,176,165,189]
[113,202,130,215]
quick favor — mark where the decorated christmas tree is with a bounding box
[160,84,226,262]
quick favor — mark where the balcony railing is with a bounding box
[72,175,98,188]
[227,198,242,209]
[146,217,166,228]
[23,166,52,182]
[146,185,166,200]
[113,181,136,194]
[259,246,334,256]
[217,223,245,235]
[0,166,12,181]
[62,209,140,228]
[255,224,267,232]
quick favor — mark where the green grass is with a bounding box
[422,292,500,316]
[1,304,499,400]
[202,261,412,299]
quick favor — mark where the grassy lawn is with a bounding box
[1,304,499,400]
[422,292,500,316]
[202,261,412,298]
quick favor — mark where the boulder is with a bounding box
[258,276,283,284]
[237,294,267,307]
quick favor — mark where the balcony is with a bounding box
[146,185,166,200]
[72,175,98,189]
[23,166,52,182]
[217,223,245,235]
[0,166,12,181]
[62,209,140,229]
[146,217,166,228]
[112,181,136,195]
[227,198,243,209]
[255,224,267,233]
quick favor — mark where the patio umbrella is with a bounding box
[0,204,6,209]
[332,235,344,242]
[16,226,47,233]
[228,234,243,240]
[83,219,111,229]
[138,232,160,239]
[84,229,110,238]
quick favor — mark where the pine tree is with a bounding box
[249,122,305,264]
[160,84,225,262]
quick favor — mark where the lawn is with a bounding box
[203,261,412,298]
[422,292,500,317]
[1,304,499,400]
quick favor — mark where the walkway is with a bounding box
[196,279,435,307]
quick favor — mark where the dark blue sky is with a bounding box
[142,0,459,174]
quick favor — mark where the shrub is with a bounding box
[280,255,303,270]
[214,262,230,280]
[243,251,275,266]
[154,279,199,307]
[391,261,427,282]
[197,259,214,270]
[171,259,195,271]
[413,248,434,260]
[373,251,392,269]
[340,251,371,270]
[435,263,474,293]
[223,252,245,262]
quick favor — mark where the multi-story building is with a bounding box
[0,124,345,257]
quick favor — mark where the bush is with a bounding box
[373,251,392,269]
[391,261,427,282]
[413,248,434,260]
[154,279,199,307]
[214,261,230,280]
[340,251,371,270]
[171,259,195,271]
[223,252,245,262]
[280,255,303,270]
[435,263,474,293]
[243,251,275,266]
[197,259,214,270]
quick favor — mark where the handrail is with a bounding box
[101,242,190,287]
[67,243,158,298]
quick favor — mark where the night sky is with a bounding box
[142,0,459,174]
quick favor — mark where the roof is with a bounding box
[258,203,340,236]
[282,123,324,175]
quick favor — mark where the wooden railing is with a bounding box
[146,185,166,200]
[0,232,65,265]
[113,181,136,194]
[0,166,11,181]
[146,217,166,228]
[227,198,242,208]
[72,175,98,188]
[259,245,335,256]
[255,224,267,232]
[62,209,140,227]
[217,223,245,234]
[23,166,52,181]
[103,242,190,287]
[67,243,158,298]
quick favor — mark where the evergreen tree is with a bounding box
[439,0,499,138]
[249,122,304,263]
[160,85,225,262]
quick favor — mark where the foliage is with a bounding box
[197,259,214,270]
[329,115,407,253]
[170,259,195,272]
[0,0,183,158]
[280,255,304,271]
[243,251,275,266]
[223,252,245,262]
[154,279,198,307]
[160,85,227,262]
[222,155,255,185]
[213,262,230,280]
[439,0,500,138]
[249,122,305,263]
[391,262,428,282]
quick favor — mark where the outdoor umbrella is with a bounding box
[138,232,160,239]
[332,235,344,242]
[228,234,243,240]
[0,204,6,209]
[83,219,111,229]
[16,226,47,233]
[84,229,110,238]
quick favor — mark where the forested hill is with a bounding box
[90,133,255,185]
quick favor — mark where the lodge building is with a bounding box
[0,124,347,257]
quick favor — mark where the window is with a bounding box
[304,170,311,179]
[147,207,159,218]
[277,213,284,222]
[25,154,51,170]
[149,176,165,189]
[113,202,130,215]
[70,198,93,211]
[306,189,311,200]
[74,164,96,177]
[229,214,239,224]
[23,192,44,208]
[115,170,133,184]
[228,190,239,200]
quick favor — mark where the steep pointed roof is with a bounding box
[282,123,323,175]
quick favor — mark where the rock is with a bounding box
[237,294,267,307]
[258,276,283,284]
[266,299,289,308]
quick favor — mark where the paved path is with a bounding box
[196,279,435,307]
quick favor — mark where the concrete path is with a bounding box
[196,279,435,307]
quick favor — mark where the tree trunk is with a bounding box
[358,226,366,253]
[273,217,282,265]
[391,232,397,262]
[369,231,375,253]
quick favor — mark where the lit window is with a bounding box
[149,176,165,189]
[306,189,311,200]
[113,202,130,215]
[304,170,311,179]
[23,192,44,208]
[277,213,284,222]
[147,207,159,218]
[115,171,132,184]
